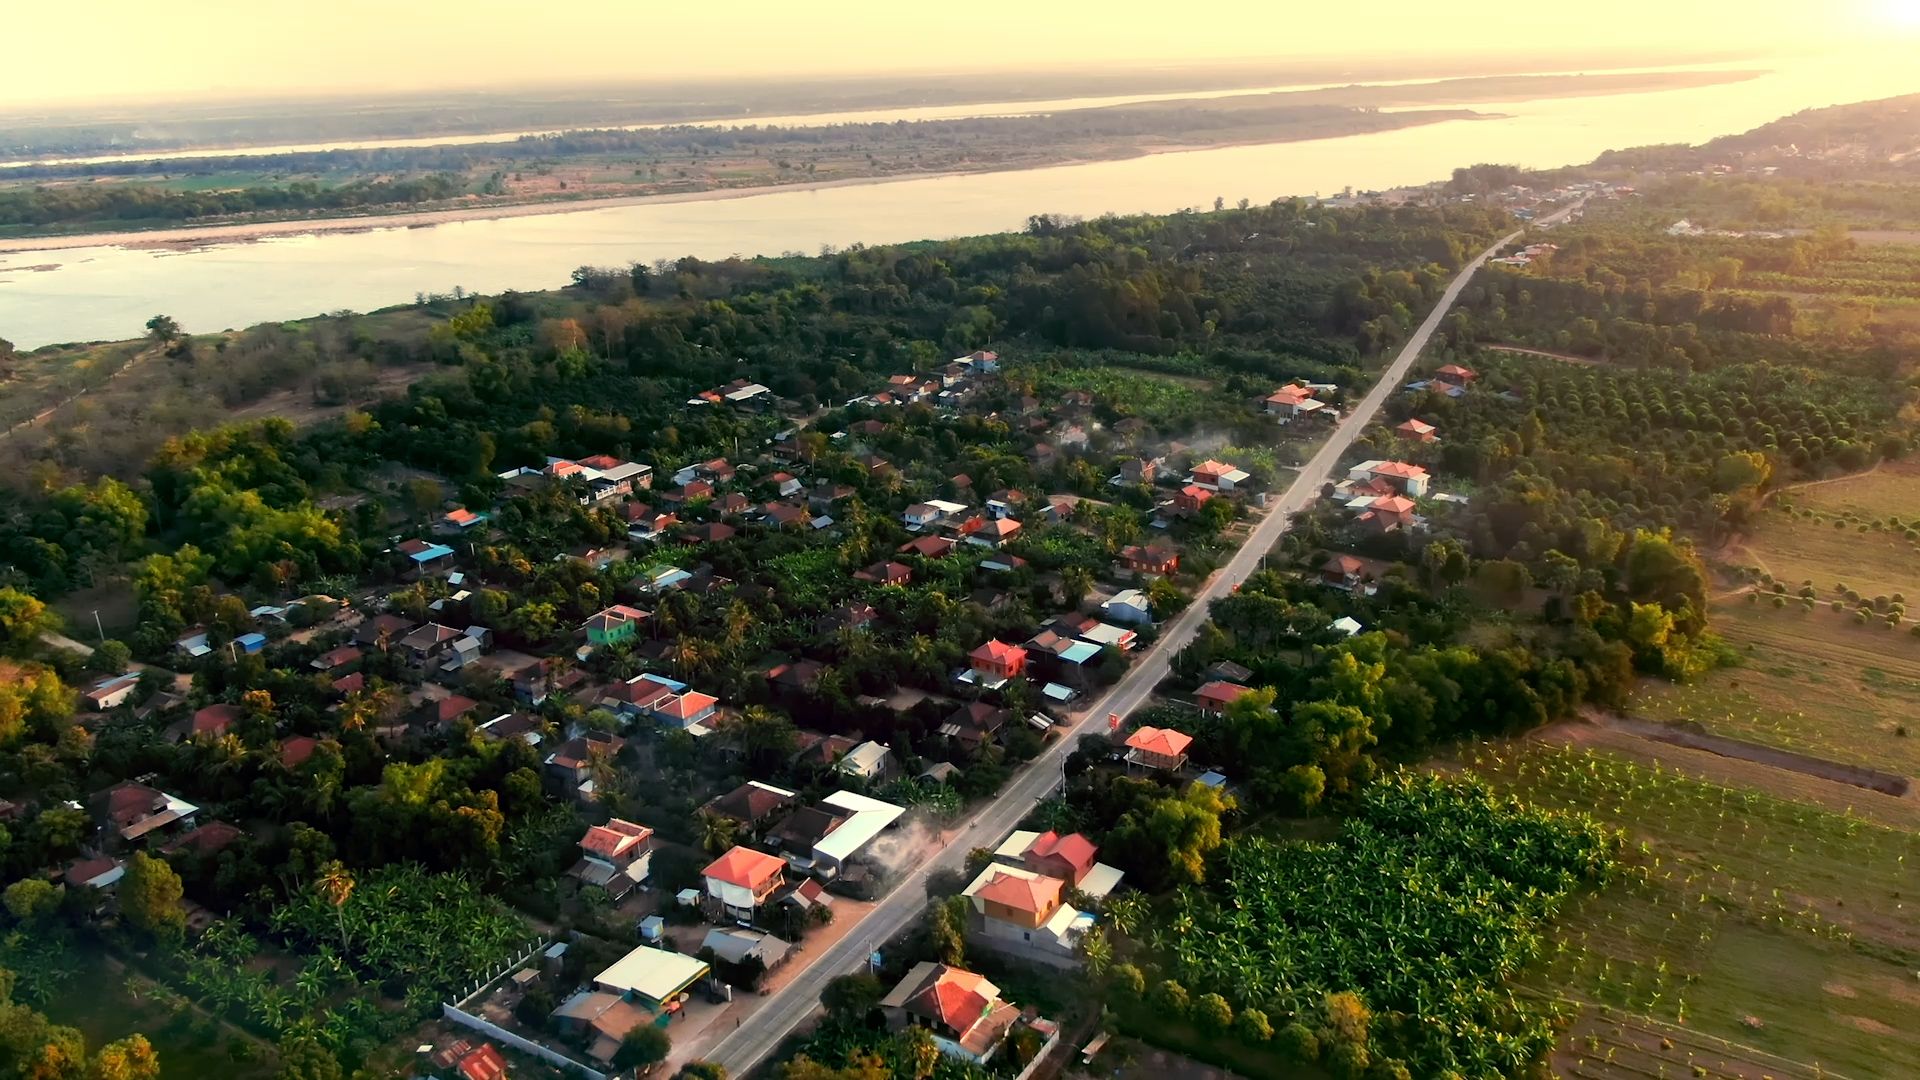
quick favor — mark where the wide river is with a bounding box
[3,48,1917,349]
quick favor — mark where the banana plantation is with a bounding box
[1161,772,1622,1077]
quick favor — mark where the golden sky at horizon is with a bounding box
[10,0,1919,106]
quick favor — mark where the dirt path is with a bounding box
[1594,710,1911,796]
[1480,343,1611,366]
[1541,717,1920,831]
[1,342,162,439]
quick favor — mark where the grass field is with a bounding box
[1634,462,1920,777]
[1631,599,1920,776]
[1459,739,1920,1080]
[1733,513,1920,605]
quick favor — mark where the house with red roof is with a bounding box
[1345,459,1430,498]
[1354,494,1418,534]
[1188,459,1252,491]
[898,535,956,559]
[438,507,488,533]
[967,640,1027,687]
[91,781,198,847]
[880,963,1024,1065]
[279,735,320,769]
[702,845,787,920]
[1120,543,1180,576]
[1395,418,1439,443]
[187,703,240,740]
[1195,681,1253,717]
[569,818,653,899]
[1172,484,1214,514]
[961,861,1094,964]
[1321,554,1382,592]
[1264,384,1328,420]
[309,644,362,673]
[959,517,1022,549]
[993,829,1126,898]
[702,780,798,840]
[1124,724,1195,771]
[653,689,719,732]
[455,1043,508,1080]
[853,561,912,586]
[1434,363,1478,386]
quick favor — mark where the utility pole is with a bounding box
[91,609,105,643]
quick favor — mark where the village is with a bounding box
[33,329,1500,1080]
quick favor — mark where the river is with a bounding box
[2,47,1916,349]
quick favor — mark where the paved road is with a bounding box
[697,210,1565,1075]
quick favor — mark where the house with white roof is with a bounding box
[1101,589,1155,626]
[591,945,710,1009]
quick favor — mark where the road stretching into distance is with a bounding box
[696,201,1578,1075]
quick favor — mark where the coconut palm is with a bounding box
[697,811,740,855]
[315,860,355,953]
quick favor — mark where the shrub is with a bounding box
[1193,993,1233,1034]
[1236,1007,1273,1043]
[1110,963,1145,998]
[1153,979,1190,1016]
[1276,1022,1321,1063]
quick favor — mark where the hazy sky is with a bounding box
[11,0,1919,106]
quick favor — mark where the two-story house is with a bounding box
[701,845,787,921]
[962,864,1088,963]
[569,818,654,900]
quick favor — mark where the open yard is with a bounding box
[1630,599,1920,777]
[1457,738,1920,1080]
[1728,462,1920,603]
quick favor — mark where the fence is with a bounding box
[441,1003,607,1080]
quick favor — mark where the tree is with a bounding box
[0,588,55,652]
[676,1065,728,1080]
[821,973,883,1021]
[694,812,739,855]
[930,896,969,967]
[92,641,132,675]
[2,879,60,923]
[1077,926,1113,977]
[86,1035,160,1080]
[144,315,181,345]
[273,1035,343,1080]
[614,1023,670,1070]
[901,1026,939,1080]
[119,852,185,941]
[314,860,355,952]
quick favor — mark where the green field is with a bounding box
[1630,599,1920,776]
[1735,465,1920,603]
[1460,741,1920,1080]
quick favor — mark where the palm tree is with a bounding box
[315,861,355,953]
[1078,926,1114,978]
[697,811,740,854]
[1105,893,1149,937]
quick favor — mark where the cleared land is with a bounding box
[1630,600,1920,777]
[1631,462,1920,776]
[1459,737,1920,1079]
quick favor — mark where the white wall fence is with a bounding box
[441,1003,607,1080]
[439,935,605,1080]
[451,936,550,1010]
[1011,1026,1064,1080]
